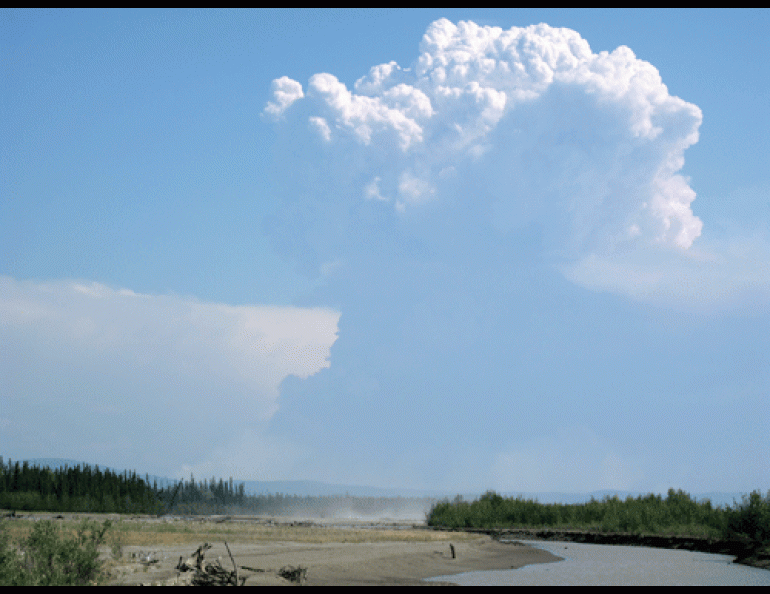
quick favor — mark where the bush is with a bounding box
[0,519,111,586]
[425,489,764,539]
[727,490,770,544]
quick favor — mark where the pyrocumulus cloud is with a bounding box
[265,18,704,262]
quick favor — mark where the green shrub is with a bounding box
[0,528,21,585]
[425,489,766,540]
[0,519,111,586]
[727,490,770,544]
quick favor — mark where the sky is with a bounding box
[1,8,768,497]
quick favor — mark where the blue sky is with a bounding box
[2,9,768,496]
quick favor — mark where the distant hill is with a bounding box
[13,458,746,508]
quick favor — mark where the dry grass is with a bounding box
[109,522,481,547]
[3,512,481,550]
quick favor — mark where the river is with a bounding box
[425,540,770,586]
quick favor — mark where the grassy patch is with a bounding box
[102,519,477,546]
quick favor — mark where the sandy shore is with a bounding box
[111,538,562,586]
[102,518,562,586]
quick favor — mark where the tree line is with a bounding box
[0,458,431,518]
[0,457,162,514]
[427,488,770,545]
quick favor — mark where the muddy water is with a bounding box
[426,540,770,586]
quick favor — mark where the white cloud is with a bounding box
[306,72,426,150]
[264,18,770,310]
[397,170,435,209]
[364,176,387,201]
[0,276,340,472]
[265,18,704,247]
[1,276,339,400]
[262,76,304,120]
[563,232,770,311]
[308,116,331,141]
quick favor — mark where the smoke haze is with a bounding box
[259,18,769,492]
[2,12,767,496]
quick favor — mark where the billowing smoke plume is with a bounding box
[259,19,769,491]
[264,18,704,274]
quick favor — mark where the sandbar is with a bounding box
[104,519,562,586]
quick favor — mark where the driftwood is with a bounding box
[176,542,245,586]
[176,542,308,585]
[224,541,239,586]
[278,565,308,583]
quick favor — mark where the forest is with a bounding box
[0,458,162,514]
[426,488,770,545]
[2,457,767,550]
[0,458,431,519]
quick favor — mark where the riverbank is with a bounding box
[110,536,562,585]
[427,540,770,586]
[427,526,770,571]
[99,517,562,585]
[1,512,561,585]
[6,511,765,584]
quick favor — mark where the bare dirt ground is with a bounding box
[88,514,562,586]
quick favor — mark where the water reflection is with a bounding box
[426,540,770,586]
